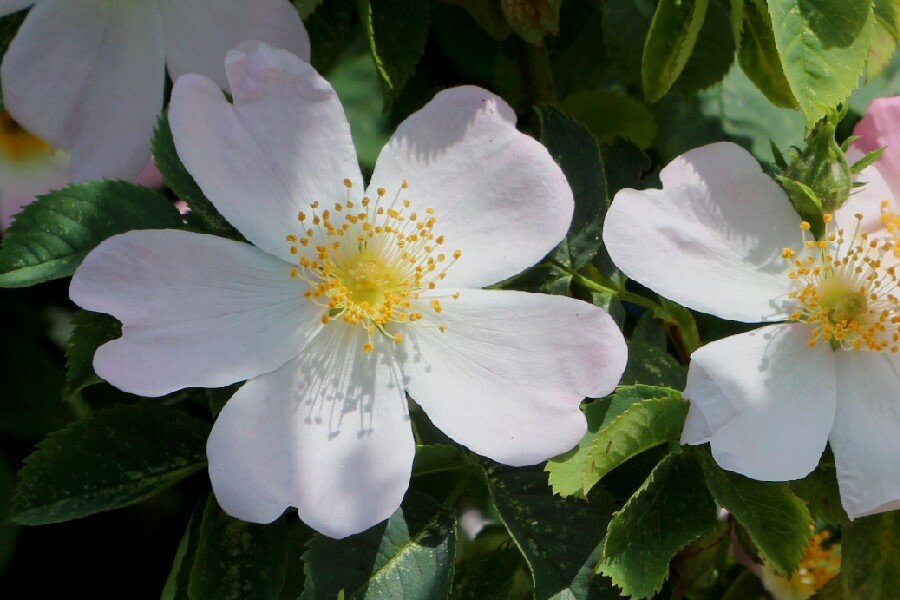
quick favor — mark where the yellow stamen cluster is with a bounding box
[0,110,52,161]
[784,211,900,352]
[882,200,900,258]
[775,528,840,597]
[288,179,461,352]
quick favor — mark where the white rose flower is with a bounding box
[0,0,308,182]
[603,141,900,520]
[70,42,628,538]
[0,110,68,229]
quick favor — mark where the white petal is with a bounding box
[169,41,361,263]
[604,142,799,322]
[837,147,899,235]
[207,323,413,538]
[69,229,318,397]
[367,86,573,288]
[160,0,310,89]
[398,288,627,466]
[1,0,165,181]
[830,351,900,519]
[682,323,836,481]
[0,151,69,229]
[0,0,35,17]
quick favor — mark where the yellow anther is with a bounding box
[363,342,374,354]
[287,179,459,351]
[785,208,899,353]
[343,178,353,188]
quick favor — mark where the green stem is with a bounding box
[568,271,660,311]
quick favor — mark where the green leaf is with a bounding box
[598,451,719,600]
[546,385,679,497]
[0,180,183,287]
[870,0,900,76]
[330,37,392,170]
[11,404,209,525]
[500,0,562,43]
[301,492,457,599]
[485,467,620,600]
[65,310,121,398]
[306,0,356,73]
[768,0,876,124]
[548,386,688,493]
[450,526,531,600]
[672,0,736,95]
[537,105,608,271]
[0,339,73,440]
[842,511,899,599]
[602,0,656,87]
[735,0,798,108]
[188,496,289,600]
[790,452,848,524]
[152,112,242,240]
[642,0,710,102]
[622,341,687,388]
[653,297,701,354]
[669,519,731,598]
[849,50,900,114]
[294,0,325,19]
[412,444,468,477]
[161,498,206,600]
[697,450,813,576]
[560,90,657,149]
[443,0,512,40]
[358,0,430,107]
[0,451,18,572]
[874,0,900,41]
[631,312,668,348]
[720,569,767,599]
[699,63,806,164]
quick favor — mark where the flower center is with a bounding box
[0,111,52,161]
[792,528,841,593]
[288,179,461,352]
[784,211,900,352]
[882,200,900,258]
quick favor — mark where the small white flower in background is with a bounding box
[0,108,171,229]
[0,0,308,183]
[0,110,67,230]
[69,42,628,538]
[603,141,900,520]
